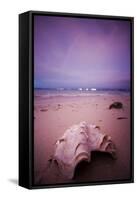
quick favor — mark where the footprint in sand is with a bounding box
[117,117,128,120]
[55,104,63,111]
[40,108,48,112]
[72,109,77,112]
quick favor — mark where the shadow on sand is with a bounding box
[8,179,18,185]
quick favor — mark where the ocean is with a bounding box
[34,88,130,100]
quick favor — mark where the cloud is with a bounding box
[34,16,130,89]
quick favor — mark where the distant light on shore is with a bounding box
[78,88,97,91]
[91,88,97,91]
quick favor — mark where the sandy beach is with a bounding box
[34,91,131,185]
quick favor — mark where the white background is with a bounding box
[0,0,136,199]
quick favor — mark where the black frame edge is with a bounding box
[19,12,31,189]
[26,10,134,20]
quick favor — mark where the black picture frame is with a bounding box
[19,10,134,189]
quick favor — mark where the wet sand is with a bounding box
[34,94,131,185]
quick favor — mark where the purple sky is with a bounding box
[34,15,131,89]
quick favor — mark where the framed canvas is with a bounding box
[19,11,134,189]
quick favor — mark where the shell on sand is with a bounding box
[52,121,116,179]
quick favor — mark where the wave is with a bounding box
[34,90,130,99]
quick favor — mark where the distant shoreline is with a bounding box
[34,88,130,91]
[34,88,130,100]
